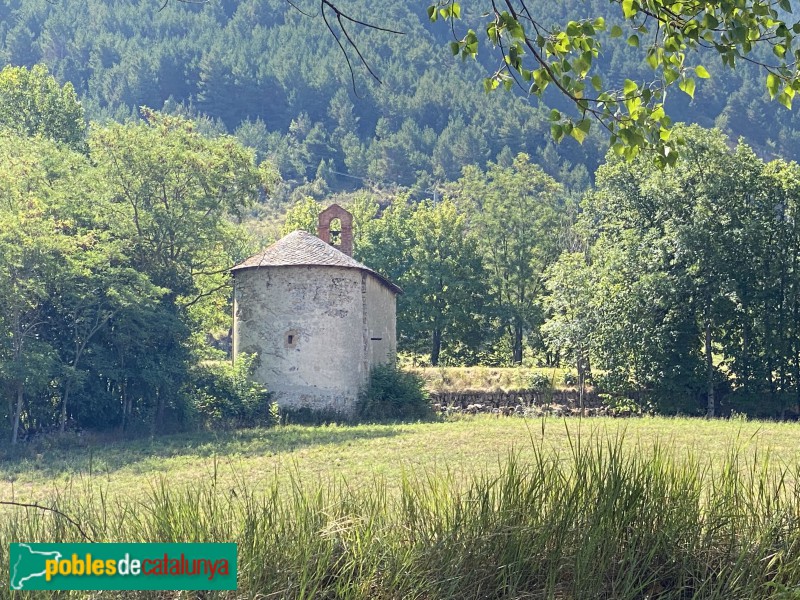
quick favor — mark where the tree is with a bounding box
[355,197,416,288]
[574,124,800,417]
[542,252,597,412]
[6,0,798,195]
[90,109,265,432]
[0,64,85,150]
[454,154,564,364]
[354,197,487,364]
[0,133,86,443]
[281,196,322,236]
[90,109,263,301]
[404,199,488,365]
[48,238,162,433]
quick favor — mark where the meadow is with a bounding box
[2,416,800,598]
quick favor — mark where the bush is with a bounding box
[356,364,431,422]
[185,354,276,428]
[591,371,630,394]
[562,370,578,386]
[528,371,553,391]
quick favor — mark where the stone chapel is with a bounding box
[231,204,401,413]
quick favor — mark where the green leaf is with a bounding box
[427,5,437,21]
[610,25,623,38]
[549,109,561,121]
[678,77,696,98]
[451,2,461,19]
[695,65,710,78]
[627,34,639,47]
[622,0,637,18]
[664,68,680,84]
[566,21,580,36]
[571,126,587,144]
[623,79,637,95]
[767,72,780,98]
[551,124,564,142]
[486,23,498,43]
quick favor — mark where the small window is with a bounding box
[285,329,299,349]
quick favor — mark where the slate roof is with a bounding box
[231,230,402,294]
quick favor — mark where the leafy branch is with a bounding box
[429,0,800,164]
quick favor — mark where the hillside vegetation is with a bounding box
[1,0,797,197]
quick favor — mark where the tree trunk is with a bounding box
[59,380,70,433]
[577,350,592,417]
[11,382,23,445]
[431,328,442,367]
[7,393,13,431]
[513,322,523,364]
[705,319,715,418]
[152,387,165,436]
[741,296,749,392]
[120,380,129,433]
[577,351,587,417]
[793,241,800,414]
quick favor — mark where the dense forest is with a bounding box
[1,0,799,196]
[2,1,800,443]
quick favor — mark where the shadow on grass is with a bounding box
[0,424,406,481]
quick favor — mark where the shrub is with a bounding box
[592,371,628,394]
[562,370,578,386]
[528,371,553,391]
[356,364,431,422]
[185,354,276,428]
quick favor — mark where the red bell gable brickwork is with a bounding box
[317,204,353,257]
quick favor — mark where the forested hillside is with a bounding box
[1,0,797,196]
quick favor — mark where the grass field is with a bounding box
[3,416,799,504]
[2,416,800,598]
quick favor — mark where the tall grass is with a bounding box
[413,366,569,393]
[2,429,799,599]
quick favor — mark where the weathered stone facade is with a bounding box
[231,212,399,414]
